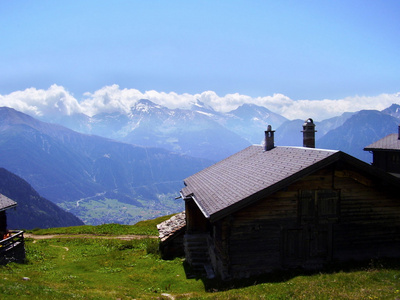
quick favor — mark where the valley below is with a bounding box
[59,192,182,225]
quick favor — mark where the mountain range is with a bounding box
[0,107,212,225]
[36,99,288,161]
[0,102,399,227]
[37,100,400,163]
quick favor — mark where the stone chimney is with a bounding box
[302,118,316,148]
[264,125,275,151]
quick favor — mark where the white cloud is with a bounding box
[0,84,82,117]
[1,85,399,121]
[277,93,400,120]
[81,85,142,116]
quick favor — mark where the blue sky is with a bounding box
[0,1,399,120]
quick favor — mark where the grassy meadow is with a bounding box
[0,216,400,299]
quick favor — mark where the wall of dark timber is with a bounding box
[209,163,400,279]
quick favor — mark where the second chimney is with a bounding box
[264,125,275,151]
[302,118,316,148]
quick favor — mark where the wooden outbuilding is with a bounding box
[157,212,186,259]
[181,119,400,279]
[364,124,400,176]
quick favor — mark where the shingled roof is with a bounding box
[157,212,186,243]
[364,133,400,152]
[0,193,17,212]
[181,145,342,222]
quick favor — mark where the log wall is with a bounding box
[208,163,400,279]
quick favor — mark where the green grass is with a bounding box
[27,214,175,236]
[3,216,400,299]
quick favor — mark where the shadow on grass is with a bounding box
[183,258,400,293]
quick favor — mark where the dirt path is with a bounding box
[25,233,158,240]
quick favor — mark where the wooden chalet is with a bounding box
[364,125,400,177]
[0,194,25,265]
[180,119,400,279]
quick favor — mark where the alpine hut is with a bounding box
[181,119,400,279]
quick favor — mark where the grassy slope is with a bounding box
[26,214,174,236]
[0,216,399,299]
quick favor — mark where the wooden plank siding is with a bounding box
[332,169,400,261]
[203,163,400,279]
[371,151,400,174]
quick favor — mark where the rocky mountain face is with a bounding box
[0,107,212,225]
[0,168,83,229]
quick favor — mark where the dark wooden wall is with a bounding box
[208,163,400,279]
[372,151,400,174]
[333,167,400,261]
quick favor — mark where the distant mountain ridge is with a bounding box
[0,168,83,229]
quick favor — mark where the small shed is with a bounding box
[364,124,400,176]
[181,120,400,279]
[157,212,186,259]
